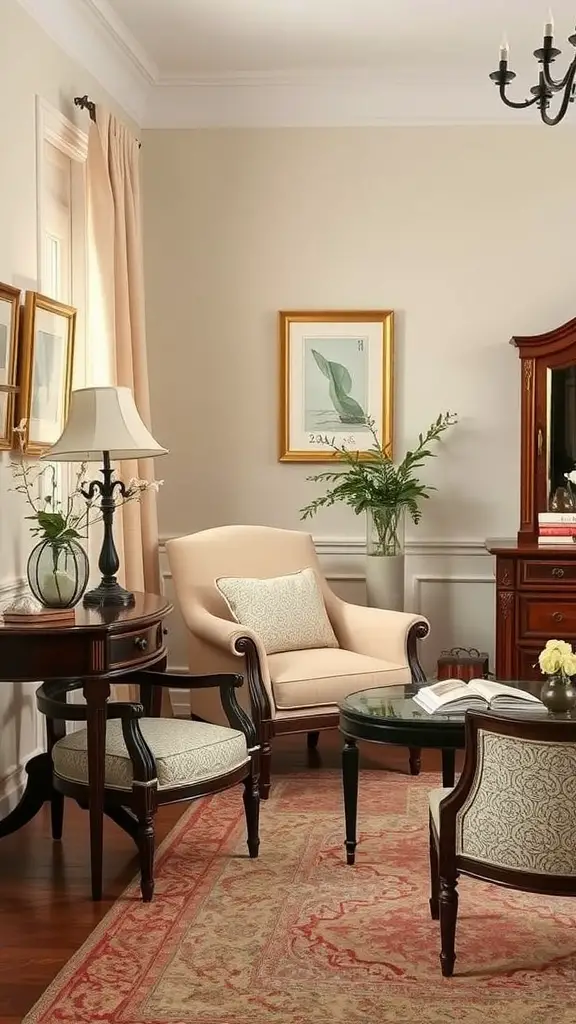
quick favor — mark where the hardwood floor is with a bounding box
[0,732,451,1023]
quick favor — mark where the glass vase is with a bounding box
[27,538,89,609]
[540,673,576,714]
[366,508,405,611]
[366,507,405,557]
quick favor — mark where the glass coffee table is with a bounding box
[339,681,541,865]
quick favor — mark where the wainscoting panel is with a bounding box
[158,536,496,711]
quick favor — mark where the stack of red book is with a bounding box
[538,512,576,545]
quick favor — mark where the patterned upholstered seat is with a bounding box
[428,711,576,978]
[53,719,249,791]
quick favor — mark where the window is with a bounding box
[36,98,88,388]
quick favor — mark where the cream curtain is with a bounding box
[86,110,171,714]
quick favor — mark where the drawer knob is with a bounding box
[552,567,565,578]
[552,612,564,623]
[134,636,148,651]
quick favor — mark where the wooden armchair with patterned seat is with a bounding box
[166,525,430,797]
[36,670,260,903]
[429,710,576,977]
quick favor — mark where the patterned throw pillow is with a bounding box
[216,567,339,655]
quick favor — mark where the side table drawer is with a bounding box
[518,596,576,639]
[519,559,576,588]
[109,623,162,669]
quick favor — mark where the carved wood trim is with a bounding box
[499,591,514,620]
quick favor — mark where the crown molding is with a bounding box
[81,0,158,83]
[143,69,552,129]
[17,0,153,125]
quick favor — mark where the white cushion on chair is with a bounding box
[268,647,410,710]
[52,718,249,792]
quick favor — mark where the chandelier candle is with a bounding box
[490,10,576,125]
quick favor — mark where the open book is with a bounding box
[413,678,543,715]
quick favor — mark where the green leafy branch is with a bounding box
[300,412,458,555]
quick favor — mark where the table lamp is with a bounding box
[43,386,168,608]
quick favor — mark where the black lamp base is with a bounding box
[83,580,135,608]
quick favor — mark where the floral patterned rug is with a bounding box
[24,770,576,1023]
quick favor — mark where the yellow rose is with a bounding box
[539,648,563,675]
[562,653,576,677]
[545,639,573,656]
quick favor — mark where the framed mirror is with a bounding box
[513,317,576,542]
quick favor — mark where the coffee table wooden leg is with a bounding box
[442,748,456,787]
[342,737,359,865]
[408,747,422,775]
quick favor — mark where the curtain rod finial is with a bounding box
[74,94,96,123]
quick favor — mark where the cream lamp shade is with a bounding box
[42,386,168,462]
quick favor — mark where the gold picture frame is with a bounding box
[0,282,21,450]
[16,291,76,456]
[279,309,394,462]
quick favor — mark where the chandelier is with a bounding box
[490,11,576,125]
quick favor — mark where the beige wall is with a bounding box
[0,0,138,810]
[143,126,576,682]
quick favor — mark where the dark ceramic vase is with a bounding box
[540,673,576,714]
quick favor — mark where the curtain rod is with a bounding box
[73,94,141,148]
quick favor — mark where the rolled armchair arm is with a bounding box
[329,599,429,682]
[184,607,273,722]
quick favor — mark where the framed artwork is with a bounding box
[17,291,76,455]
[279,309,394,462]
[0,283,21,450]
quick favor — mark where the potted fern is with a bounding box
[300,411,457,610]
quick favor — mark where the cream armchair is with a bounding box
[166,525,430,797]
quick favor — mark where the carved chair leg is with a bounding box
[243,755,260,859]
[307,731,320,750]
[137,811,156,903]
[439,875,459,977]
[428,819,439,920]
[408,747,421,776]
[259,741,271,800]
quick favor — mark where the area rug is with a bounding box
[24,770,576,1023]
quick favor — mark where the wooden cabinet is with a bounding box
[488,541,576,681]
[487,315,576,680]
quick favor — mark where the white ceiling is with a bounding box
[18,0,576,127]
[105,0,576,77]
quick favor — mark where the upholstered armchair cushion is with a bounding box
[216,567,339,655]
[52,719,249,792]
[268,648,410,710]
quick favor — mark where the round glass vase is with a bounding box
[540,672,576,714]
[27,538,89,609]
[365,508,405,611]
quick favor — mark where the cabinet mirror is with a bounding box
[513,318,576,542]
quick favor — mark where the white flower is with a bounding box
[539,648,563,675]
[539,640,576,676]
[545,639,573,656]
[565,470,576,486]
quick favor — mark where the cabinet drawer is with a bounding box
[519,559,576,587]
[109,623,162,669]
[518,596,576,639]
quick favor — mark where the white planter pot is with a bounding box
[365,553,405,611]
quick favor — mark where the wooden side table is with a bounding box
[0,592,172,898]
